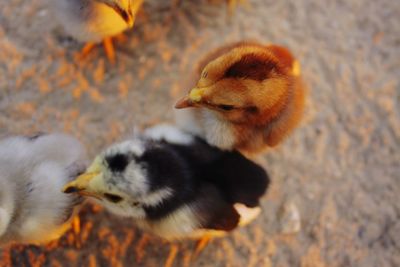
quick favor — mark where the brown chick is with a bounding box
[174,42,305,154]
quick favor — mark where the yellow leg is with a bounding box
[72,216,81,235]
[164,244,179,267]
[79,42,96,60]
[103,37,116,65]
[193,235,212,259]
[77,37,117,64]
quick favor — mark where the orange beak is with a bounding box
[175,96,195,109]
[175,87,207,109]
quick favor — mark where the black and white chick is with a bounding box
[0,133,87,246]
[63,124,269,240]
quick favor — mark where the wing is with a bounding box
[202,151,270,208]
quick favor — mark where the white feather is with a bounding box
[136,204,201,240]
[143,124,195,145]
[0,133,87,245]
[174,109,236,150]
[140,187,173,206]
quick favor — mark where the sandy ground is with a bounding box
[0,0,399,266]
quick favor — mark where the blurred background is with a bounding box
[0,0,399,266]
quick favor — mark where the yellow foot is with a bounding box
[165,243,179,267]
[77,37,116,64]
[193,235,212,259]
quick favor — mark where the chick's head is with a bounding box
[176,44,301,125]
[63,140,182,219]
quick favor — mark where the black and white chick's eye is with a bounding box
[103,193,124,203]
[218,104,235,111]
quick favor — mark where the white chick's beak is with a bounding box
[62,156,105,200]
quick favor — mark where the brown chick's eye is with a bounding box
[103,193,123,203]
[218,104,235,111]
[246,106,258,113]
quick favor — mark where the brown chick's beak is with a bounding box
[175,96,194,109]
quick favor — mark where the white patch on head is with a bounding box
[144,124,194,145]
[233,203,261,226]
[140,187,173,206]
[122,162,149,196]
[202,110,236,150]
[104,140,145,158]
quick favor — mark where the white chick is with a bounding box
[63,124,269,240]
[0,133,87,246]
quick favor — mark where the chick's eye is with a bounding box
[132,201,140,207]
[103,193,123,203]
[218,104,235,111]
[26,132,46,141]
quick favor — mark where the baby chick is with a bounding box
[52,0,144,63]
[63,124,269,241]
[0,133,87,246]
[174,42,305,154]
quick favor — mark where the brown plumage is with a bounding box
[174,42,305,154]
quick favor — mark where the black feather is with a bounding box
[136,137,269,231]
[105,153,130,173]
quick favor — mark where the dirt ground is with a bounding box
[0,0,399,266]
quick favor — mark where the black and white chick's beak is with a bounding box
[63,156,105,200]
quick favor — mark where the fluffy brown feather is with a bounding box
[175,42,305,154]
